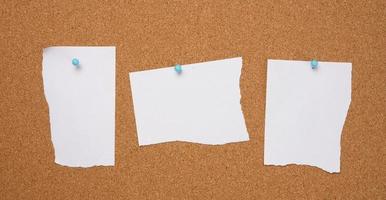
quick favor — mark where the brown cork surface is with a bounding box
[1,0,385,199]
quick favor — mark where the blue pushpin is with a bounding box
[311,59,318,70]
[175,64,182,74]
[72,58,80,67]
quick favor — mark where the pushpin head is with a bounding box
[72,58,80,66]
[311,59,318,69]
[175,64,182,74]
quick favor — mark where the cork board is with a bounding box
[1,1,385,199]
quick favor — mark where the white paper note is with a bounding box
[264,59,351,173]
[129,57,249,146]
[42,47,115,167]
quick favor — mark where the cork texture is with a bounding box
[0,1,385,199]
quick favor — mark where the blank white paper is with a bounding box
[264,59,351,173]
[129,57,249,146]
[42,46,115,167]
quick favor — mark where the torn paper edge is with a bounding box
[129,57,250,146]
